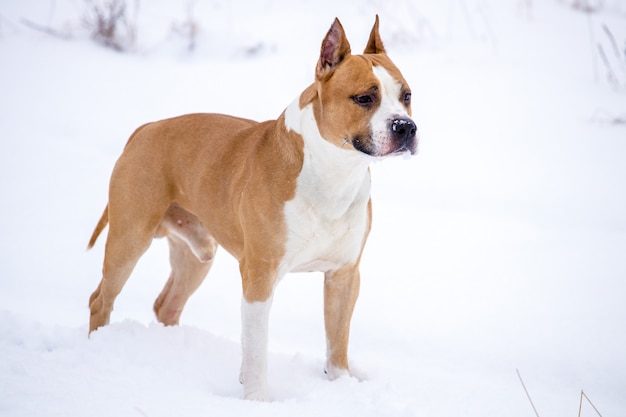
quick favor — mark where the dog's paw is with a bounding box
[243,385,270,402]
[324,364,350,380]
[240,370,269,401]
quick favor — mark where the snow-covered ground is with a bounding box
[1,1,625,416]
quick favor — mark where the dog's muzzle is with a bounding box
[351,117,418,157]
[391,117,418,155]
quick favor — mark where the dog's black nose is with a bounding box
[391,118,417,143]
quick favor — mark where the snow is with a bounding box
[1,0,626,416]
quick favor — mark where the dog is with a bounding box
[87,16,417,401]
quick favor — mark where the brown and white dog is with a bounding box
[87,16,417,401]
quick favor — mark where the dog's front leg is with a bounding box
[239,263,278,401]
[240,296,273,401]
[323,264,360,379]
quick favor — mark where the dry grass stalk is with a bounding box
[83,0,136,52]
[516,369,541,417]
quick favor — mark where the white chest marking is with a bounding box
[283,98,371,273]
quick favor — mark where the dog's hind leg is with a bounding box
[153,203,217,325]
[154,234,216,326]
[89,221,156,334]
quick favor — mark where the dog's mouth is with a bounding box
[351,136,375,156]
[390,141,418,156]
[351,135,417,158]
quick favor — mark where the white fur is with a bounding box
[283,98,371,273]
[240,296,274,401]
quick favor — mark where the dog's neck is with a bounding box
[284,96,371,219]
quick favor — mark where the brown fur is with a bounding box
[88,112,304,330]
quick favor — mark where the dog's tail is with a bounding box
[87,205,109,249]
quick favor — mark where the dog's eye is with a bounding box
[353,95,373,107]
[403,92,412,106]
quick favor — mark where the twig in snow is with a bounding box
[83,0,138,52]
[578,390,604,417]
[20,18,71,40]
[600,24,626,88]
[602,24,620,57]
[597,44,620,89]
[516,369,541,417]
[134,406,150,417]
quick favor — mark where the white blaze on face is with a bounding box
[370,65,410,155]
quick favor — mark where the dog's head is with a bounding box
[301,16,418,158]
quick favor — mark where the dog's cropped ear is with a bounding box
[317,18,351,79]
[364,15,386,54]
